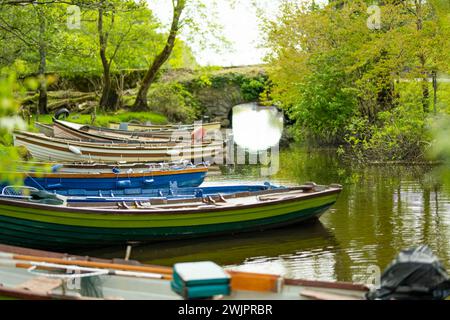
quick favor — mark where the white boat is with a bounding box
[108,121,222,132]
[13,131,224,163]
[52,119,173,142]
[52,119,221,142]
[0,244,368,300]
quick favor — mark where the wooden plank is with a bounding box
[285,278,369,291]
[227,271,281,293]
[300,289,363,300]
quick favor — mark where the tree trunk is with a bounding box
[37,12,48,115]
[100,74,119,110]
[374,50,396,118]
[418,50,429,113]
[432,71,437,114]
[415,0,430,113]
[98,4,118,111]
[132,0,186,111]
[421,76,430,113]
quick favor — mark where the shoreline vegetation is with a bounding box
[5,62,450,166]
[262,0,450,163]
[0,0,449,167]
[19,65,270,128]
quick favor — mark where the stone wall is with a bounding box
[181,66,269,127]
[23,65,269,126]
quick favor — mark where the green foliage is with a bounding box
[36,111,168,127]
[288,65,359,144]
[240,76,267,101]
[429,112,450,190]
[146,82,198,123]
[264,0,450,159]
[194,74,213,88]
[51,3,197,76]
[343,82,432,161]
[0,68,27,143]
[0,1,199,115]
[0,2,198,76]
[187,69,270,103]
[0,69,28,185]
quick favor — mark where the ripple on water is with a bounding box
[81,149,450,283]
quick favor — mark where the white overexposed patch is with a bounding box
[232,102,283,152]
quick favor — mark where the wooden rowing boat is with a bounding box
[0,165,208,194]
[52,119,221,142]
[13,131,224,163]
[0,183,342,249]
[0,243,368,300]
[108,121,221,132]
[53,120,172,142]
[34,122,54,137]
[0,183,282,203]
[9,160,203,174]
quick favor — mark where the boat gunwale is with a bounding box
[54,121,127,142]
[54,119,177,143]
[0,285,55,300]
[108,120,222,131]
[0,166,208,179]
[284,278,369,292]
[14,135,224,162]
[0,187,342,216]
[54,118,222,142]
[56,119,219,139]
[0,243,369,300]
[14,131,224,150]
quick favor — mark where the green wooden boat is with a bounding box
[0,183,342,249]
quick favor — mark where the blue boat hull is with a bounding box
[2,171,207,197]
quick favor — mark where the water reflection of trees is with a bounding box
[277,147,450,280]
[81,147,450,282]
[81,222,341,274]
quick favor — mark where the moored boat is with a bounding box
[0,243,368,300]
[34,122,54,137]
[52,119,173,142]
[0,164,208,194]
[108,121,221,132]
[0,183,283,202]
[9,160,203,174]
[52,119,220,142]
[1,243,448,300]
[0,183,342,249]
[13,131,224,163]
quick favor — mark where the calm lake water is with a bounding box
[82,105,450,284]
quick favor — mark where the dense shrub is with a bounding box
[147,82,199,123]
[264,1,450,160]
[343,82,433,161]
[240,76,268,101]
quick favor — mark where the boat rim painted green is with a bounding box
[0,185,342,249]
[0,186,340,215]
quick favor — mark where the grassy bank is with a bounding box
[20,66,268,127]
[33,111,168,128]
